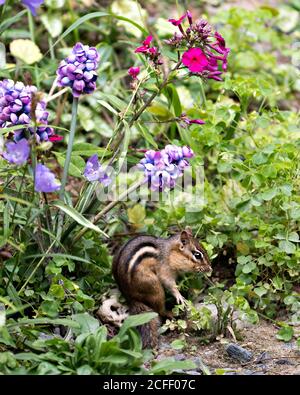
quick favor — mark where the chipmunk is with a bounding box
[112,227,211,348]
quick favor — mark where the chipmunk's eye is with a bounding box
[193,250,203,260]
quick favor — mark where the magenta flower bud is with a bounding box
[143,36,153,46]
[128,66,140,79]
[186,10,193,25]
[134,35,162,67]
[168,14,186,26]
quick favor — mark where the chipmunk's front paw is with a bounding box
[175,293,188,306]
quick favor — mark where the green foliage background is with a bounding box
[0,0,299,374]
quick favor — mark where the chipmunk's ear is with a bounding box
[180,230,191,247]
[184,226,193,237]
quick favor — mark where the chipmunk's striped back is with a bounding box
[112,235,161,296]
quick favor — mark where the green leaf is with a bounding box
[242,261,256,274]
[151,358,196,374]
[98,100,119,115]
[148,103,173,118]
[7,317,80,329]
[118,312,158,338]
[23,253,91,264]
[77,365,94,375]
[97,93,127,112]
[52,201,109,238]
[252,152,268,165]
[136,123,158,149]
[170,339,186,350]
[288,232,299,243]
[71,313,99,334]
[117,120,131,174]
[54,152,85,177]
[261,188,277,201]
[163,84,182,116]
[276,326,294,342]
[254,286,268,297]
[0,10,27,35]
[40,300,59,318]
[127,204,146,226]
[278,240,296,254]
[70,143,110,157]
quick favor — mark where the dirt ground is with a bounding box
[156,320,300,375]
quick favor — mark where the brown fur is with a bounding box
[112,228,212,348]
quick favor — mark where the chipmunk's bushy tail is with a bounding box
[129,301,160,349]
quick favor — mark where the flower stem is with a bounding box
[59,97,78,201]
[56,97,78,241]
[27,9,39,88]
[198,79,206,108]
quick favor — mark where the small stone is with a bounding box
[249,371,266,375]
[275,359,294,365]
[186,370,202,375]
[256,351,271,364]
[225,343,253,363]
[174,353,186,361]
[242,370,256,375]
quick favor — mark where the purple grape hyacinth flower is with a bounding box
[0,79,54,142]
[84,154,111,186]
[138,144,194,191]
[22,0,44,15]
[3,138,30,165]
[57,43,100,98]
[0,0,44,15]
[35,164,61,193]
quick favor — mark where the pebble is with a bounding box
[225,343,253,363]
[275,359,294,365]
[256,351,271,364]
[174,353,187,361]
[186,370,202,375]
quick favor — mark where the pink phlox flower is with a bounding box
[182,47,209,73]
